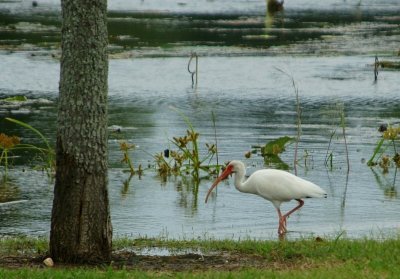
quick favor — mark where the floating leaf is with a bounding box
[261,136,294,156]
[3,96,28,102]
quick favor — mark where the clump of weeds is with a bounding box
[368,124,400,173]
[155,111,221,182]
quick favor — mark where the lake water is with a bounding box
[0,0,399,240]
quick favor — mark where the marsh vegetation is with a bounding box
[1,0,400,243]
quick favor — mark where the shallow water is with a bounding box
[0,0,399,240]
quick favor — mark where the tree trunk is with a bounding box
[50,0,112,263]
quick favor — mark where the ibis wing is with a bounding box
[247,169,326,202]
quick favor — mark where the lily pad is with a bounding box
[3,96,28,102]
[261,136,294,156]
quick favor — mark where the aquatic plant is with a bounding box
[1,118,55,178]
[2,96,28,102]
[155,112,220,181]
[324,129,336,169]
[367,124,400,172]
[119,140,142,177]
[251,136,293,170]
[156,129,219,180]
[118,140,144,193]
[322,102,350,172]
[0,133,21,178]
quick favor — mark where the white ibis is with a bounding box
[205,160,327,236]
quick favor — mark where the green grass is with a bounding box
[0,264,396,279]
[0,236,48,255]
[1,236,400,278]
[115,235,400,263]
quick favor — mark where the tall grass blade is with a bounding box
[5,118,52,150]
[367,138,385,166]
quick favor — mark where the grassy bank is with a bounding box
[1,235,400,278]
[0,265,393,279]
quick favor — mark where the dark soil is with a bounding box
[0,251,292,272]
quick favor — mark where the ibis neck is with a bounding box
[233,168,252,194]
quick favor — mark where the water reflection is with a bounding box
[1,1,400,239]
[175,175,200,216]
[263,0,285,46]
[187,52,199,89]
[0,177,20,203]
[1,2,399,56]
[371,167,398,199]
[266,0,284,14]
[121,174,134,198]
[341,171,350,209]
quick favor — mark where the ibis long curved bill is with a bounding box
[205,164,234,203]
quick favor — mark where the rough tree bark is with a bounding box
[50,0,112,263]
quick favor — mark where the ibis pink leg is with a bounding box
[276,208,287,235]
[276,199,305,236]
[283,199,304,220]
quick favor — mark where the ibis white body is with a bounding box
[205,160,327,236]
